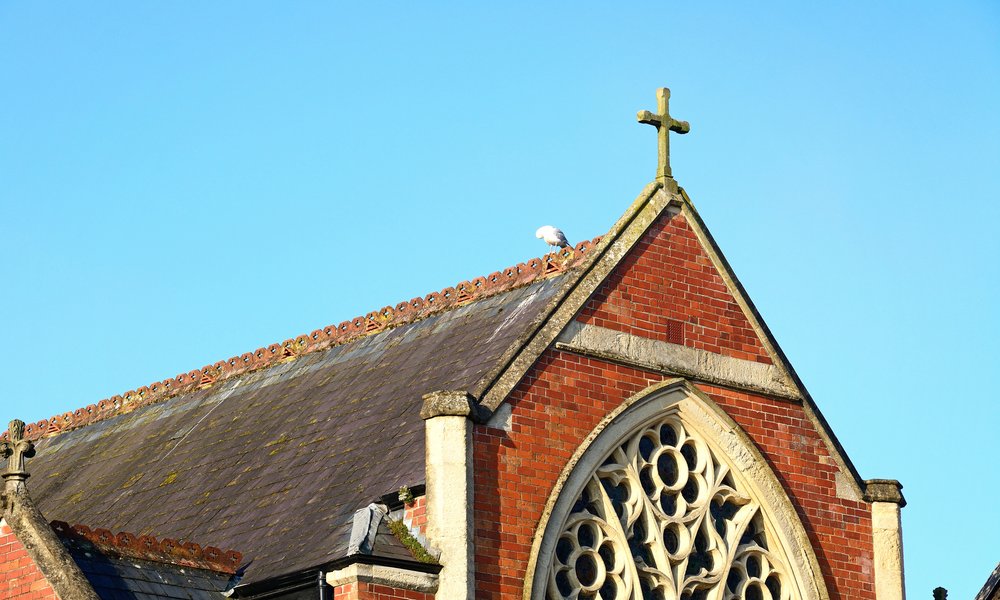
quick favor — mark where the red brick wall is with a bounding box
[0,521,58,600]
[333,581,435,599]
[473,350,874,600]
[403,495,427,536]
[698,384,874,595]
[578,211,772,364]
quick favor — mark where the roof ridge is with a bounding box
[5,238,600,443]
[50,520,243,574]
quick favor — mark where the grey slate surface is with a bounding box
[68,548,231,600]
[370,519,419,563]
[27,274,567,584]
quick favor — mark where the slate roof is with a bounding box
[70,553,231,600]
[70,550,229,600]
[51,521,239,600]
[18,245,595,585]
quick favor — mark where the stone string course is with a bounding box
[3,239,599,444]
[332,581,435,600]
[50,521,243,574]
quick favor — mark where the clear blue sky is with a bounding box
[2,2,998,597]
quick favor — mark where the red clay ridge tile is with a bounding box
[50,520,243,574]
[198,371,217,388]
[3,238,600,443]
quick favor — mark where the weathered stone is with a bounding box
[2,419,99,600]
[866,479,906,600]
[522,380,830,600]
[865,479,906,506]
[420,391,485,421]
[637,87,690,187]
[424,410,474,599]
[327,562,439,593]
[1,420,36,492]
[555,321,802,400]
[871,499,906,600]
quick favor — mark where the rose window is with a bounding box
[547,416,798,600]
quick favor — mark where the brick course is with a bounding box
[473,209,872,599]
[474,351,874,599]
[579,211,772,364]
[403,495,427,537]
[0,522,58,600]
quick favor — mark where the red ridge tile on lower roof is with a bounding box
[5,238,600,443]
[50,520,243,574]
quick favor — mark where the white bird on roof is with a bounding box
[536,225,570,251]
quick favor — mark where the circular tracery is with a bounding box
[546,416,796,600]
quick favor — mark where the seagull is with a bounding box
[536,226,570,252]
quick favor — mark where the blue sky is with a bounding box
[2,2,998,597]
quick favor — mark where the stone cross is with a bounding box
[1,419,35,492]
[637,87,690,185]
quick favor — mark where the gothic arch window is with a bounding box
[525,381,828,600]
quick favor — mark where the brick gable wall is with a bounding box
[578,211,772,364]
[0,521,58,600]
[473,350,874,599]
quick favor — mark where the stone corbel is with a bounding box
[865,479,906,600]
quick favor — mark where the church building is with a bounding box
[0,88,906,600]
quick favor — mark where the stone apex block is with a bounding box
[864,479,906,507]
[420,390,489,422]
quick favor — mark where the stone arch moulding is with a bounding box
[522,378,830,600]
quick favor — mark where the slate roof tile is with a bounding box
[50,520,240,599]
[23,252,584,583]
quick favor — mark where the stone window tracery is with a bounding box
[546,415,798,600]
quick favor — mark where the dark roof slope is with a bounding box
[25,268,572,584]
[53,521,239,600]
[70,553,231,600]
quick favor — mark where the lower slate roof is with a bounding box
[51,520,239,600]
[26,272,570,584]
[68,550,232,600]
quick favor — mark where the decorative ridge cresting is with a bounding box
[3,239,600,443]
[50,520,243,574]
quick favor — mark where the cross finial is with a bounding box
[1,419,35,492]
[637,87,690,189]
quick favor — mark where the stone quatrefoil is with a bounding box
[547,416,795,600]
